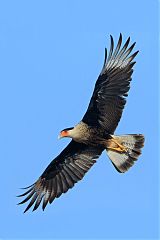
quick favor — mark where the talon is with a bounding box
[106,138,127,153]
[107,146,127,153]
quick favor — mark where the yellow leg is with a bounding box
[107,146,127,153]
[107,139,127,153]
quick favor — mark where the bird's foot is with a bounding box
[107,139,127,153]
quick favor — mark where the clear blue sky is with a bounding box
[0,0,159,239]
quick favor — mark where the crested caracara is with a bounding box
[18,34,145,213]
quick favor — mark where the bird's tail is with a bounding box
[106,134,145,173]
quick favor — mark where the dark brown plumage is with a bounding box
[18,141,103,212]
[18,34,144,213]
[82,34,138,133]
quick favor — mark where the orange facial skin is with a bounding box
[61,130,69,138]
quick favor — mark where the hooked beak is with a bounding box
[58,130,69,139]
[58,133,62,140]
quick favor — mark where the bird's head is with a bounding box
[58,127,74,139]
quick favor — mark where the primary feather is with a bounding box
[82,33,138,133]
[18,141,103,212]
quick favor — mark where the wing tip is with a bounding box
[110,34,113,40]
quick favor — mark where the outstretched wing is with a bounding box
[82,33,138,134]
[17,141,103,212]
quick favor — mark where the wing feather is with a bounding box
[24,193,38,213]
[33,193,44,211]
[49,178,57,204]
[82,34,139,133]
[17,141,103,212]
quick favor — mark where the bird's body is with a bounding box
[18,34,145,213]
[65,121,111,146]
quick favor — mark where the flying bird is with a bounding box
[18,34,145,213]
